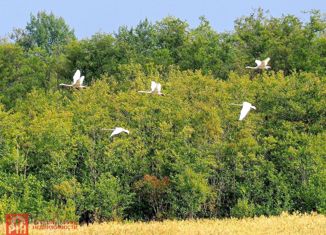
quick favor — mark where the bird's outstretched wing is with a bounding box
[156,83,162,93]
[239,102,252,121]
[79,76,85,86]
[262,57,270,66]
[110,128,129,137]
[255,60,262,66]
[110,128,122,137]
[151,81,157,92]
[73,70,81,84]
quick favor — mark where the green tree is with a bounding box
[172,168,211,218]
[11,11,76,53]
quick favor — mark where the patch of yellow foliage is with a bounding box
[1,212,325,235]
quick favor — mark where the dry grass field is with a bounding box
[1,212,325,235]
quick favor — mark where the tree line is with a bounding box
[0,9,325,222]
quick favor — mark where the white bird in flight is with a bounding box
[230,102,256,120]
[138,81,164,96]
[102,127,130,137]
[246,57,271,70]
[59,70,86,89]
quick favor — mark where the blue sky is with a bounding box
[1,0,325,39]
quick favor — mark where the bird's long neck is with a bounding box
[246,66,257,69]
[59,84,72,87]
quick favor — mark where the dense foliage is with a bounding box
[0,9,325,222]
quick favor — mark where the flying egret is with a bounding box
[59,70,86,89]
[230,102,256,120]
[138,81,164,96]
[102,127,130,137]
[246,57,271,70]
